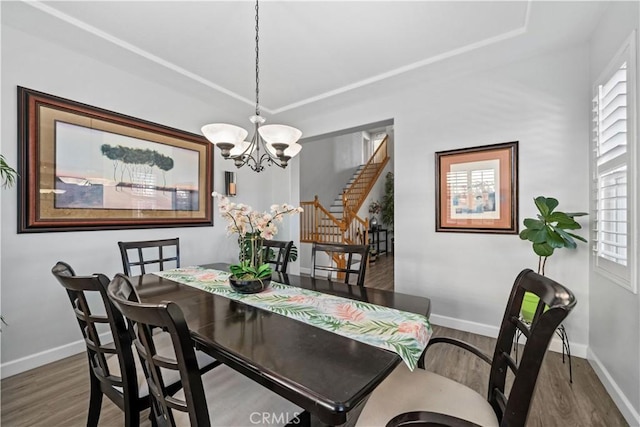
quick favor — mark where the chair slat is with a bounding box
[118,238,180,276]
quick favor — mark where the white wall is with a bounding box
[300,133,363,207]
[281,44,591,351]
[588,2,640,424]
[3,8,635,423]
[0,20,297,376]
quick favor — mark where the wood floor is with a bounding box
[1,254,628,426]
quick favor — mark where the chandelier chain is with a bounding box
[254,0,260,116]
[203,0,301,173]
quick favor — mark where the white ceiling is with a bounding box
[4,1,608,115]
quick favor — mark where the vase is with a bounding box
[239,233,265,267]
[229,276,271,294]
[370,216,379,230]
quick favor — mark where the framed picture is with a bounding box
[18,87,213,233]
[435,141,518,234]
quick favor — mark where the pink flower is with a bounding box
[287,295,308,303]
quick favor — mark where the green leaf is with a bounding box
[523,218,544,230]
[548,211,571,224]
[546,230,566,248]
[565,212,588,218]
[530,228,549,244]
[519,229,531,241]
[556,221,581,230]
[567,232,588,243]
[256,264,272,278]
[534,197,550,217]
[544,197,559,213]
[533,242,554,257]
[554,228,577,249]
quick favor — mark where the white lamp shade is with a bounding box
[201,123,248,145]
[229,140,253,157]
[266,142,302,158]
[257,124,302,146]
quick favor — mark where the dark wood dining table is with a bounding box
[130,263,431,426]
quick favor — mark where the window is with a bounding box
[592,32,637,292]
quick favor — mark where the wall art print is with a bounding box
[18,87,213,232]
[435,141,518,234]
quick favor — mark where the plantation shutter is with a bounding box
[592,40,634,287]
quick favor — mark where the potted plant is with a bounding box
[381,172,394,228]
[213,192,302,293]
[1,154,17,330]
[368,200,381,229]
[1,154,17,189]
[519,196,587,317]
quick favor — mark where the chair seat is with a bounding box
[172,364,302,426]
[107,331,217,399]
[356,363,499,427]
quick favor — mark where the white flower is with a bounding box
[213,194,302,242]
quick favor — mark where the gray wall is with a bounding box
[588,2,640,423]
[2,3,638,423]
[299,130,395,270]
[0,9,299,376]
[300,132,366,207]
[281,41,591,350]
[278,10,640,419]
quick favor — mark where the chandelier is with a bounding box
[201,0,302,172]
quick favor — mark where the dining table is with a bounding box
[129,263,432,426]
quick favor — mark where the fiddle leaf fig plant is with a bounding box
[519,196,588,275]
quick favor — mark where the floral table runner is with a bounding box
[153,267,432,370]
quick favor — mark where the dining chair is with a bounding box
[107,273,303,427]
[118,238,180,276]
[51,261,165,427]
[311,242,369,287]
[515,294,573,383]
[52,261,218,427]
[355,268,577,427]
[262,239,293,273]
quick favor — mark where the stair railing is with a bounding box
[343,204,369,246]
[300,135,388,247]
[300,196,369,246]
[342,136,389,226]
[300,196,345,244]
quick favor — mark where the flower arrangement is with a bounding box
[213,192,303,281]
[368,200,381,216]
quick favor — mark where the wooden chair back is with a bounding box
[262,240,293,273]
[489,269,576,425]
[311,242,368,287]
[108,274,210,427]
[51,261,141,425]
[118,238,180,276]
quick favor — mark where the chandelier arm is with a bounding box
[259,152,286,170]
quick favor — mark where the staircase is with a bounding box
[300,135,389,247]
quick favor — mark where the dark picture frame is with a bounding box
[435,141,518,234]
[18,87,213,233]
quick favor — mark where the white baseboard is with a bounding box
[299,267,311,275]
[429,313,587,358]
[588,348,640,426]
[0,332,112,379]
